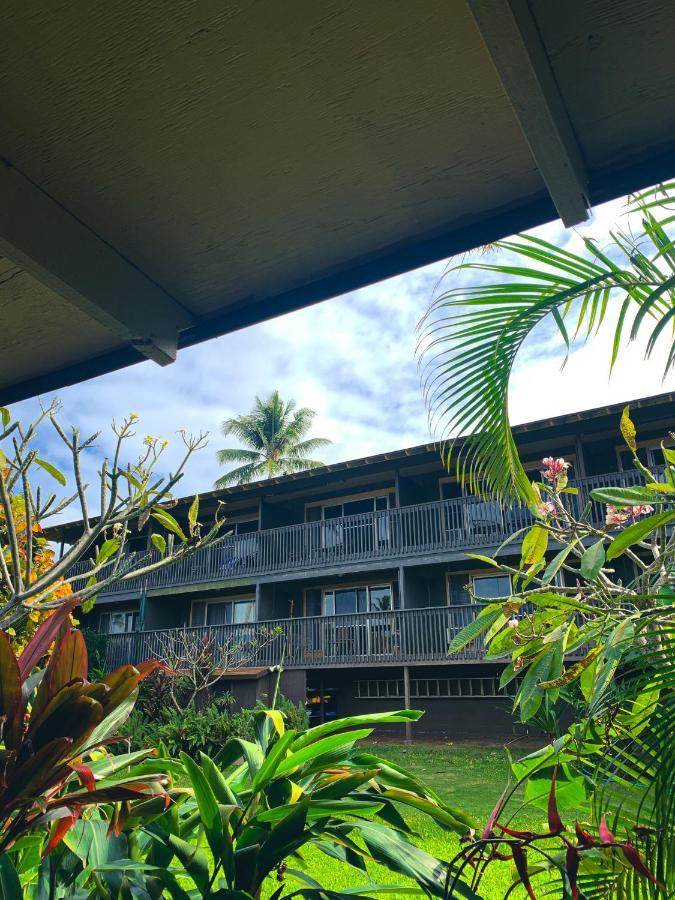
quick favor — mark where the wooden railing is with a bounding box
[105,604,487,670]
[66,468,653,597]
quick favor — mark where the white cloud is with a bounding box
[8,191,674,517]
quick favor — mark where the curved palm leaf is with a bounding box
[417,185,675,505]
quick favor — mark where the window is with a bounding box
[354,676,518,699]
[100,610,138,634]
[322,583,395,615]
[472,575,511,601]
[307,493,393,547]
[191,597,256,626]
[447,573,511,606]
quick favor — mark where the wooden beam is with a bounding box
[467,0,589,227]
[0,158,195,364]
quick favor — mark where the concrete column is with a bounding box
[403,665,412,744]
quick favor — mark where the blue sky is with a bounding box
[8,193,675,507]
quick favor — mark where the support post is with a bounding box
[403,665,412,744]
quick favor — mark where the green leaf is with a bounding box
[151,533,167,555]
[151,508,187,543]
[180,752,232,883]
[539,647,602,689]
[526,591,597,614]
[353,821,477,899]
[0,853,22,899]
[646,481,675,493]
[96,538,120,565]
[251,729,296,792]
[34,457,67,486]
[589,486,662,505]
[520,525,548,568]
[541,543,577,584]
[274,729,373,778]
[166,833,210,894]
[0,407,10,429]
[290,711,422,753]
[188,494,200,534]
[448,605,502,654]
[580,540,605,580]
[464,553,501,568]
[606,510,675,559]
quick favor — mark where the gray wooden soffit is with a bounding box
[467,0,590,227]
[0,158,195,365]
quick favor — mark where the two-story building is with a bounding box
[49,391,674,740]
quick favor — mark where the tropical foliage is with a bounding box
[215,391,331,487]
[417,183,675,506]
[0,603,169,889]
[0,402,223,631]
[447,410,674,898]
[139,708,476,899]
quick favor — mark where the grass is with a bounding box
[265,742,555,899]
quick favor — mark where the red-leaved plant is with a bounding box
[0,600,168,855]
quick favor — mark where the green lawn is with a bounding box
[267,742,554,900]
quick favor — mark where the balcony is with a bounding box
[66,468,649,597]
[105,603,485,670]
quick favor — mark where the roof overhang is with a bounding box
[2,1,675,403]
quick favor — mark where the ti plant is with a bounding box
[0,402,224,631]
[141,709,478,899]
[447,409,674,898]
[0,600,170,892]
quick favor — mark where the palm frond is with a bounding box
[213,461,268,487]
[417,190,675,504]
[287,437,333,457]
[215,448,262,464]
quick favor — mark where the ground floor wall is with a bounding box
[305,665,537,741]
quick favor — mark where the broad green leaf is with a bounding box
[0,407,10,428]
[646,481,675,493]
[290,711,422,753]
[0,853,22,899]
[251,729,296,792]
[464,553,500,568]
[520,525,548,568]
[34,457,67,486]
[541,543,577,584]
[166,833,210,893]
[181,752,232,883]
[524,767,587,813]
[606,510,675,559]
[151,533,167,555]
[448,605,501,654]
[275,729,373,778]
[539,647,602,689]
[380,788,475,833]
[353,821,477,899]
[580,540,605,580]
[96,538,120,565]
[516,648,554,722]
[151,508,187,543]
[589,486,662,505]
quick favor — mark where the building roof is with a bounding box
[47,390,675,541]
[2,1,675,403]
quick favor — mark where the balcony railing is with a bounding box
[67,468,652,596]
[105,604,488,670]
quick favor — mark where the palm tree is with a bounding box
[214,391,332,487]
[417,182,675,508]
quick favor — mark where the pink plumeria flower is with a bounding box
[537,501,558,519]
[631,504,654,519]
[605,504,630,528]
[506,617,519,629]
[541,456,571,481]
